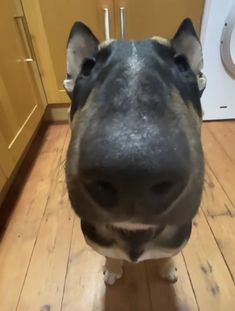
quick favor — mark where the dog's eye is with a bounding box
[174,54,189,72]
[81,57,96,76]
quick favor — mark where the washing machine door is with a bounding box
[221,3,235,79]
[200,0,235,120]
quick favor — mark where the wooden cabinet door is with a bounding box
[0,168,6,193]
[21,0,115,104]
[0,131,14,178]
[115,0,204,39]
[0,0,45,176]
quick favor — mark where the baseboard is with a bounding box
[45,104,70,122]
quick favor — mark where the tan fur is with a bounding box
[156,258,178,283]
[99,39,116,50]
[188,102,202,130]
[151,36,171,47]
[171,87,201,130]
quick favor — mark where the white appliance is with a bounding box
[200,0,235,120]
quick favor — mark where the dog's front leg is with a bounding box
[103,257,123,285]
[157,258,178,283]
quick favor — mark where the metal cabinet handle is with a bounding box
[120,7,125,39]
[24,58,33,62]
[104,8,110,40]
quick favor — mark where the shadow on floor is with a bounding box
[104,261,182,311]
[0,124,50,237]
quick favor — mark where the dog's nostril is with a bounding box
[151,181,173,195]
[84,180,118,208]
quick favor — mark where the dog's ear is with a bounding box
[172,18,203,74]
[172,18,206,93]
[64,22,99,98]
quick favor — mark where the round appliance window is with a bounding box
[220,3,235,79]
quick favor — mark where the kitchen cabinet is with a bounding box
[21,0,115,104]
[22,0,204,105]
[0,0,46,192]
[0,168,6,193]
[0,131,14,178]
[114,0,204,39]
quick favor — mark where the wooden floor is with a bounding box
[0,121,235,311]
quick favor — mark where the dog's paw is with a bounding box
[103,270,123,285]
[160,265,178,283]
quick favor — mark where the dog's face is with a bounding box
[64,19,206,227]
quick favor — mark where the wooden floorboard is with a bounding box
[202,123,235,205]
[16,132,74,311]
[61,217,106,311]
[146,253,199,311]
[203,164,235,217]
[0,124,68,311]
[0,121,235,311]
[183,210,235,311]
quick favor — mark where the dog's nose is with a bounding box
[80,143,190,214]
[83,172,186,214]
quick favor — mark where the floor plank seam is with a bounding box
[205,159,235,216]
[60,214,75,311]
[207,212,232,218]
[181,251,200,311]
[206,126,235,166]
[15,192,51,311]
[15,127,70,310]
[143,262,154,311]
[201,208,235,285]
[2,123,235,310]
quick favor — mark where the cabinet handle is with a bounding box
[24,58,34,62]
[120,7,125,39]
[14,15,35,62]
[104,8,110,40]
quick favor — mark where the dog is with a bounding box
[64,18,206,285]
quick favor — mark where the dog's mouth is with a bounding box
[107,222,166,239]
[109,221,160,231]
